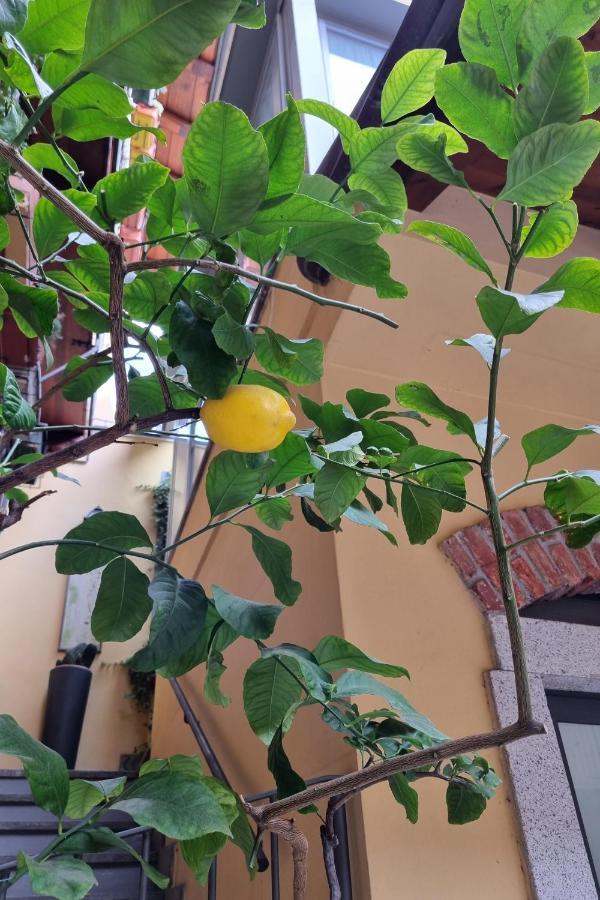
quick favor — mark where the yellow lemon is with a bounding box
[201,384,296,453]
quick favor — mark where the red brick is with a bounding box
[592,544,600,568]
[570,546,600,582]
[442,534,478,580]
[472,578,502,611]
[482,561,501,588]
[547,542,582,586]
[512,580,529,608]
[511,555,547,602]
[525,506,558,533]
[462,525,496,566]
[502,509,535,542]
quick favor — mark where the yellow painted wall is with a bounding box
[0,437,173,770]
[151,189,600,898]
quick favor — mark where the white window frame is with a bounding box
[318,18,388,111]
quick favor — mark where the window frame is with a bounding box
[318,17,388,115]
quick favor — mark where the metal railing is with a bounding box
[169,677,353,899]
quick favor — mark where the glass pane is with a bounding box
[252,35,284,126]
[325,26,386,114]
[558,721,600,880]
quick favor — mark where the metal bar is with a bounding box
[333,805,353,900]
[169,677,232,786]
[138,830,151,900]
[208,857,217,900]
[270,832,280,900]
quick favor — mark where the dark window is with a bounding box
[546,691,600,891]
[520,595,600,627]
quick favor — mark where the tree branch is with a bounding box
[506,514,600,550]
[33,348,112,410]
[108,241,129,424]
[242,809,308,900]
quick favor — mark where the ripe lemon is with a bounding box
[201,384,296,453]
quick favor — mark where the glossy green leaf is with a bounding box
[584,51,600,113]
[347,170,407,223]
[212,311,255,358]
[61,355,113,403]
[255,495,293,530]
[127,374,198,418]
[93,161,168,224]
[32,189,97,259]
[206,450,270,517]
[295,97,359,151]
[381,48,446,123]
[127,570,208,671]
[259,96,305,199]
[43,51,133,116]
[65,777,126,819]
[267,726,315,810]
[514,38,588,140]
[521,202,578,259]
[236,227,283,267]
[0,715,69,817]
[408,219,496,282]
[537,257,600,312]
[183,101,269,237]
[447,333,506,367]
[395,382,476,443]
[401,482,443,544]
[348,120,425,175]
[249,193,379,243]
[518,0,600,78]
[0,0,28,32]
[360,417,410,454]
[0,275,58,342]
[389,773,419,823]
[396,131,468,187]
[260,643,331,701]
[213,584,282,639]
[19,854,97,900]
[22,143,80,188]
[114,772,231,840]
[266,432,316,486]
[499,121,600,206]
[243,655,303,744]
[180,831,228,885]
[232,0,266,27]
[56,510,151,575]
[54,106,163,142]
[170,302,236,399]
[346,388,390,418]
[91,557,151,642]
[435,62,516,159]
[458,0,527,90]
[314,462,366,523]
[314,635,408,678]
[333,671,446,740]
[522,423,600,471]
[0,363,36,430]
[80,0,240,88]
[544,473,600,547]
[17,0,89,54]
[446,780,487,824]
[255,328,324,385]
[242,525,301,605]
[58,826,168,889]
[290,238,407,300]
[476,285,564,337]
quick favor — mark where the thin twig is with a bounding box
[506,514,600,550]
[33,348,112,410]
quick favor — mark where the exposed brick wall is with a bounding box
[441,506,600,611]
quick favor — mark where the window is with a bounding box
[319,22,387,115]
[547,691,600,891]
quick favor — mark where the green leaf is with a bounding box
[260,643,331,702]
[333,671,446,740]
[213,584,282,639]
[395,382,476,443]
[381,48,447,123]
[237,227,283,267]
[396,131,467,188]
[584,51,600,114]
[446,780,487,824]
[170,301,237,398]
[80,0,240,88]
[61,355,113,402]
[314,635,408,678]
[56,510,152,575]
[389,773,419,823]
[17,0,89,54]
[267,727,315,810]
[521,201,578,259]
[360,417,410,454]
[290,238,407,300]
[0,363,36,430]
[127,374,198,418]
[58,826,168,889]
[517,0,600,78]
[43,52,133,116]
[401,482,443,544]
[243,655,303,744]
[267,432,316,486]
[91,557,151,642]
[514,38,588,140]
[295,98,360,151]
[0,275,58,340]
[347,170,407,223]
[212,311,255,358]
[537,257,600,312]
[180,831,228,884]
[22,143,80,188]
[0,0,27,32]
[0,716,69,818]
[54,106,163,142]
[348,119,428,175]
[458,0,527,90]
[545,473,600,534]
[259,96,305,200]
[346,388,390,418]
[128,570,208,671]
[20,854,97,900]
[65,777,126,819]
[250,193,380,243]
[232,0,266,27]
[498,121,600,207]
[255,328,324,385]
[114,772,232,840]
[476,285,563,337]
[93,161,168,224]
[522,424,600,471]
[407,220,496,283]
[314,462,366,523]
[256,495,293,530]
[242,525,301,606]
[447,333,505,367]
[183,101,269,237]
[435,62,516,159]
[206,450,270,516]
